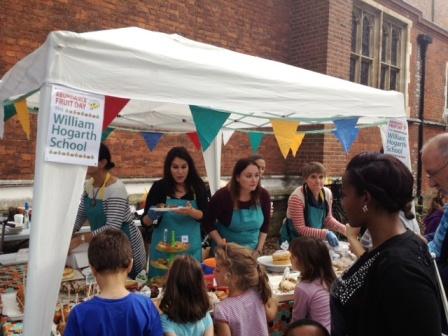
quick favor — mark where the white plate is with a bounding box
[149,206,185,212]
[257,255,292,273]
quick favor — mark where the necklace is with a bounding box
[91,173,111,206]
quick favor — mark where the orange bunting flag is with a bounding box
[290,133,305,157]
[15,99,31,139]
[271,119,300,159]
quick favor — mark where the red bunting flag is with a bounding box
[187,132,201,150]
[103,96,129,129]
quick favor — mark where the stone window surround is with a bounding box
[352,0,412,116]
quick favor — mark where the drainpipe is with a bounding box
[416,34,432,213]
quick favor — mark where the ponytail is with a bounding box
[257,264,272,304]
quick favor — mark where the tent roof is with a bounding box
[0,27,405,132]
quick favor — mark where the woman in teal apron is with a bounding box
[203,158,271,255]
[71,143,146,278]
[141,147,208,278]
[280,162,346,246]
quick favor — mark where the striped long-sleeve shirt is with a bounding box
[74,179,146,276]
[286,186,346,239]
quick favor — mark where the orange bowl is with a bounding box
[203,258,216,268]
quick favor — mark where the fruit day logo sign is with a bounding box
[45,85,104,166]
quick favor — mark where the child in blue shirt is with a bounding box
[65,229,163,336]
[159,255,213,336]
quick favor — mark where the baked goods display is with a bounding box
[272,250,291,265]
[125,279,139,291]
[278,274,299,293]
[62,267,75,281]
[150,258,170,270]
[332,255,356,277]
[156,241,190,253]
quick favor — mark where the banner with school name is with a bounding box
[45,85,104,166]
[382,118,411,169]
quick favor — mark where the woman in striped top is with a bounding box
[70,143,146,278]
[280,162,346,247]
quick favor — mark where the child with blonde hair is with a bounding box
[213,243,277,336]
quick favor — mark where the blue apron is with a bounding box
[216,205,264,250]
[280,204,327,243]
[149,198,202,278]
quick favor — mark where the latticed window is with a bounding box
[350,2,407,92]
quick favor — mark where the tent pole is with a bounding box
[23,84,87,335]
[203,131,222,195]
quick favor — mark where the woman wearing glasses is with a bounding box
[70,143,146,278]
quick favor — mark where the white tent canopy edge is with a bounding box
[0,27,406,335]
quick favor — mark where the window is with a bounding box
[350,2,407,92]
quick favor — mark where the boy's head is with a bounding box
[88,229,132,274]
[285,319,330,336]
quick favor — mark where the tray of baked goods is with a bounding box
[156,241,190,254]
[269,271,301,302]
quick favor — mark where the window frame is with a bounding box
[351,1,408,94]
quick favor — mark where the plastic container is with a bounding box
[201,258,216,275]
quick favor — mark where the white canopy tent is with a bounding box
[0,27,406,335]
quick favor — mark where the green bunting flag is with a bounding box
[4,103,16,121]
[248,132,264,153]
[101,127,115,141]
[190,105,230,151]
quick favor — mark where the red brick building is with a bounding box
[1,0,447,200]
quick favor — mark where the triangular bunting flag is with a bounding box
[101,127,115,142]
[142,132,163,151]
[332,117,360,153]
[248,132,264,153]
[4,103,16,121]
[271,119,300,159]
[103,96,129,129]
[290,133,305,157]
[190,105,230,151]
[222,129,234,146]
[187,132,201,150]
[15,99,30,139]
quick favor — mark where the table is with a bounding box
[3,219,141,242]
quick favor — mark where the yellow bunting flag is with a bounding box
[290,133,305,157]
[15,99,30,139]
[271,119,300,159]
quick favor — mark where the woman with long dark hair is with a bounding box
[142,146,208,277]
[202,158,271,254]
[331,152,444,336]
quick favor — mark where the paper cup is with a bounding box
[14,214,24,225]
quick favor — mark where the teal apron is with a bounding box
[216,205,264,250]
[148,198,202,278]
[84,195,132,239]
[280,203,327,243]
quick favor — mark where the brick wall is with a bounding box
[288,0,329,73]
[2,0,448,201]
[0,0,292,179]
